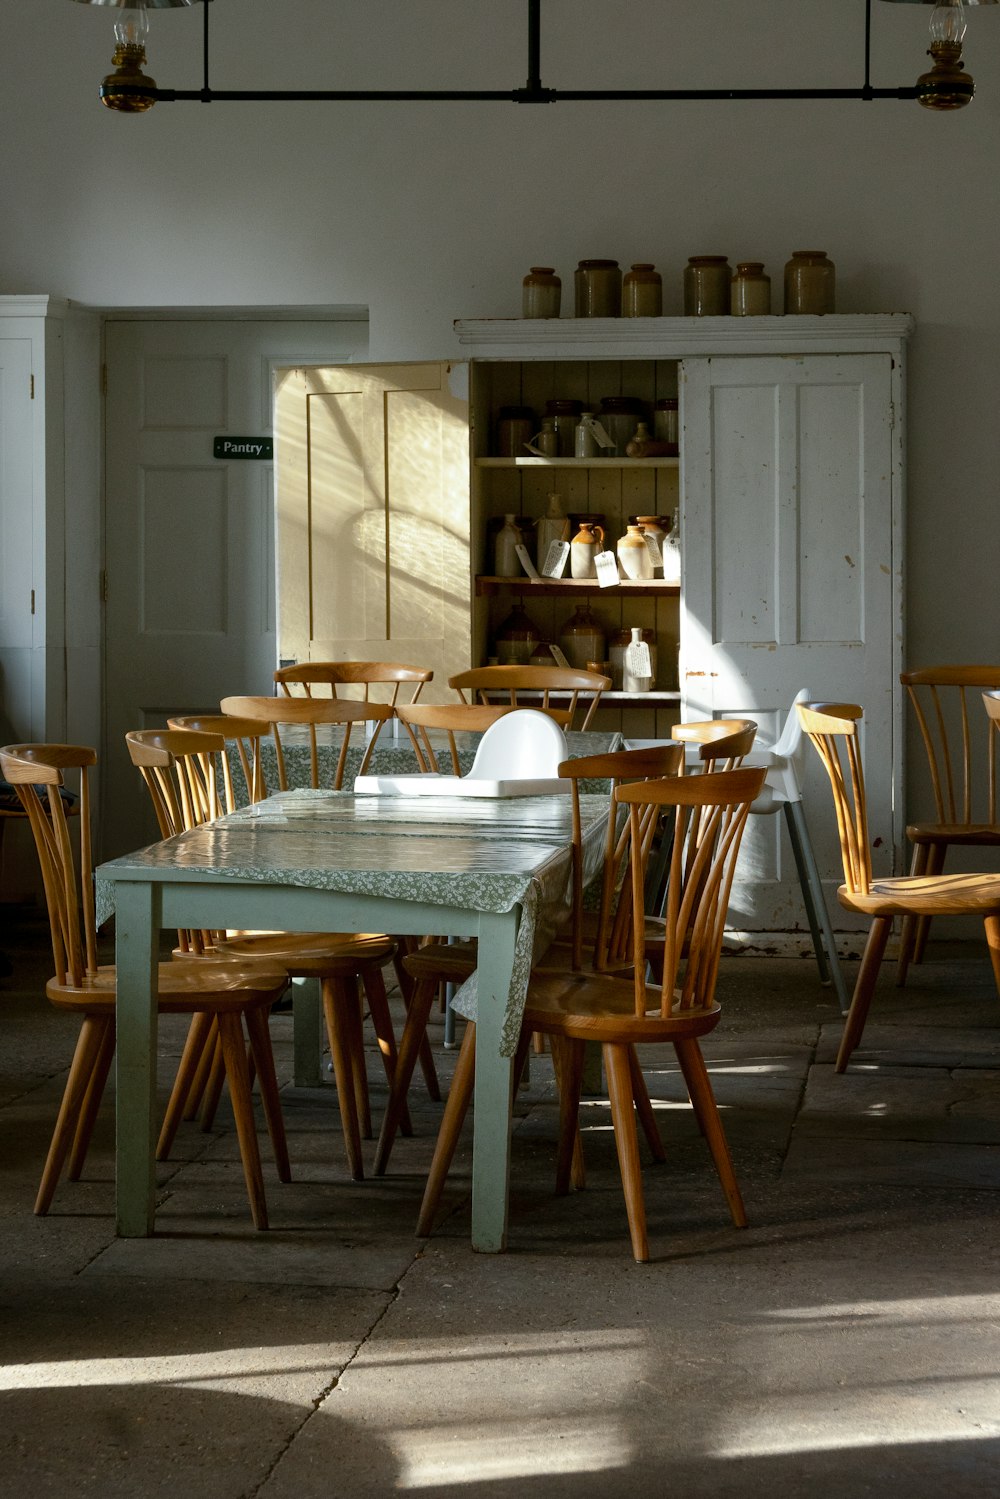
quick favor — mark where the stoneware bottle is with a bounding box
[617,523,655,581]
[535,493,570,571]
[558,604,605,671]
[731,262,771,316]
[684,256,732,316]
[569,519,605,579]
[493,514,523,578]
[574,260,622,318]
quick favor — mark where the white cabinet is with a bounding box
[456,315,912,934]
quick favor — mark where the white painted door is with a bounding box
[103,317,367,858]
[0,337,36,739]
[275,362,470,694]
[680,353,900,933]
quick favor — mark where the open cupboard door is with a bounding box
[275,362,471,698]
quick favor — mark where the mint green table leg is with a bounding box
[470,909,517,1253]
[113,880,160,1237]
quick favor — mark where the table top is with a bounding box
[97,788,610,1052]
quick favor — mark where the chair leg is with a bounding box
[984,913,1000,996]
[549,1033,586,1196]
[912,844,946,966]
[895,844,928,986]
[244,1005,291,1183]
[673,1036,747,1230]
[394,943,441,1101]
[784,800,851,1015]
[322,976,365,1180]
[350,985,373,1141]
[374,976,437,1176]
[67,1019,117,1181]
[836,916,891,1073]
[216,1011,269,1230]
[183,1017,218,1119]
[198,1033,227,1132]
[603,1042,649,1263]
[35,1015,113,1214]
[416,1021,477,1237]
[157,1011,214,1160]
[362,964,412,1137]
[628,1044,667,1163]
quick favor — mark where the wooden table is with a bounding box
[96,788,609,1250]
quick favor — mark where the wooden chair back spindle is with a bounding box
[449,665,612,732]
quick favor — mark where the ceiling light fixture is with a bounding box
[68,0,996,115]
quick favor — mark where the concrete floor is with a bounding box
[1,908,999,1498]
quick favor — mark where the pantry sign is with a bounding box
[213,436,274,460]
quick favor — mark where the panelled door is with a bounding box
[275,362,470,694]
[103,317,366,859]
[680,353,900,933]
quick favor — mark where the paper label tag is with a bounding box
[643,533,662,566]
[548,644,571,667]
[515,543,540,579]
[595,550,621,587]
[541,539,570,578]
[625,639,653,677]
[588,418,615,450]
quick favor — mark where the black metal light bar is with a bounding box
[99,0,926,108]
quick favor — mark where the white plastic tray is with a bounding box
[353,774,570,799]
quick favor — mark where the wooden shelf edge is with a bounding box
[476,575,681,598]
[476,455,679,469]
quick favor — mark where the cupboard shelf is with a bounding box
[476,575,680,599]
[476,455,679,469]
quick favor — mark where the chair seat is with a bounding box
[839,872,1000,918]
[402,940,478,983]
[213,930,396,975]
[906,821,1000,846]
[524,969,721,1043]
[46,959,288,1013]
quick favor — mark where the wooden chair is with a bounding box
[394,701,572,775]
[669,718,758,771]
[372,744,686,1179]
[125,729,417,1180]
[275,660,432,707]
[0,743,291,1230]
[449,665,612,732]
[896,666,1000,984]
[220,695,394,791]
[416,765,766,1261]
[166,713,268,807]
[798,702,1000,1072]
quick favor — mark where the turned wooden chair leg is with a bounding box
[348,985,373,1140]
[416,1021,477,1237]
[183,1017,218,1119]
[550,1034,586,1196]
[35,1015,112,1215]
[984,913,1000,995]
[393,943,441,1102]
[628,1044,667,1162]
[837,916,892,1072]
[198,1032,227,1131]
[604,1042,649,1263]
[895,844,928,986]
[67,1019,117,1181]
[244,1005,291,1183]
[362,964,412,1137]
[157,1011,214,1160]
[674,1035,747,1230]
[216,1010,269,1230]
[322,976,365,1180]
[912,844,946,967]
[374,976,437,1176]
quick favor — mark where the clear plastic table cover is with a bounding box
[96,788,610,1054]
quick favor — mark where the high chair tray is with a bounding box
[353,774,569,799]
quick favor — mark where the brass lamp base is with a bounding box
[101,43,157,113]
[916,39,975,110]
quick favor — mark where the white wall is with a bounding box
[2,0,998,686]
